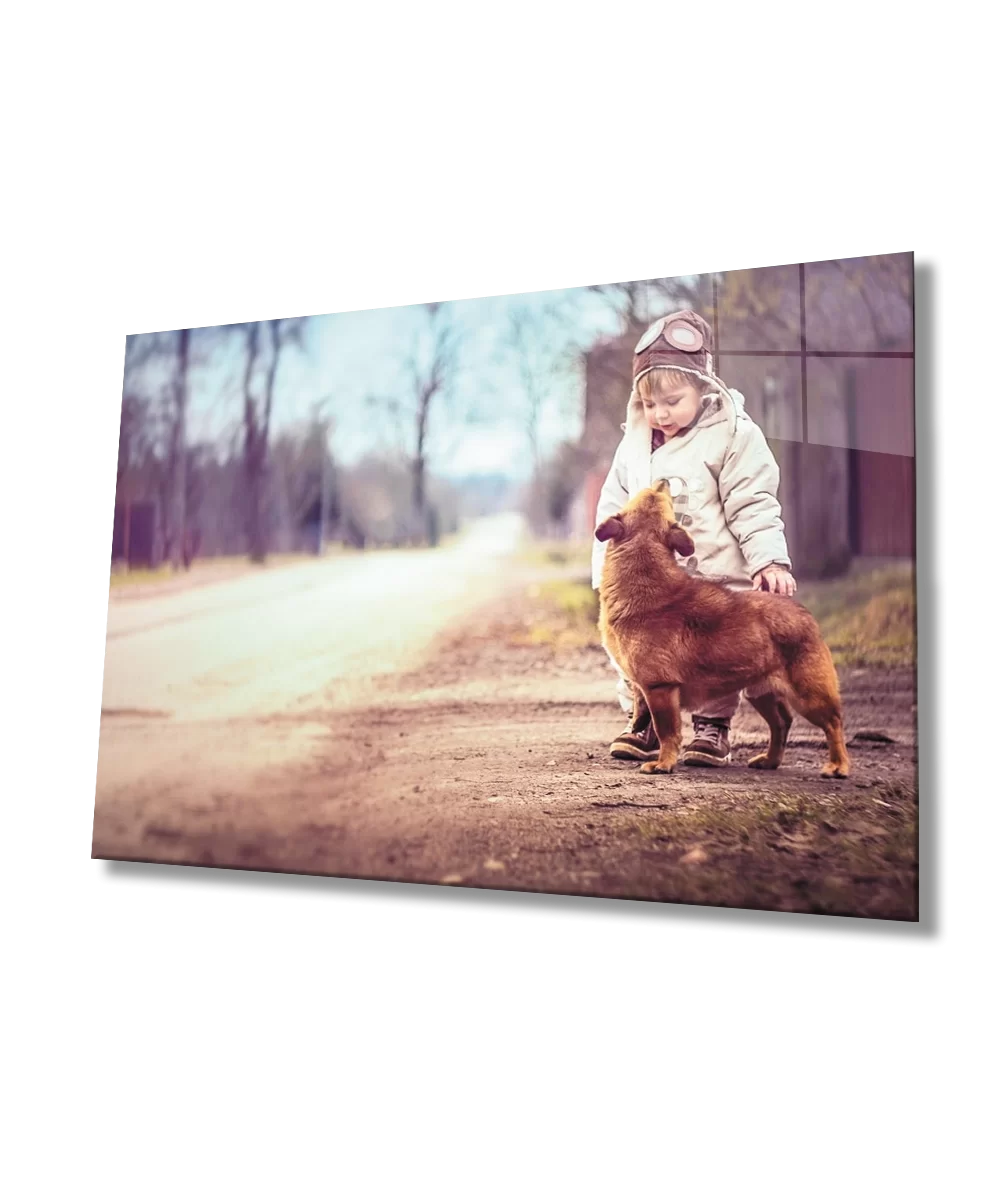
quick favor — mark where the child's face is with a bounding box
[639,374,704,439]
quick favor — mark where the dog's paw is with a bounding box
[821,763,850,779]
[748,753,780,771]
[640,761,675,775]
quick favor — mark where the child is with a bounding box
[592,310,796,767]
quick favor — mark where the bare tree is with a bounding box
[166,328,190,569]
[300,402,337,554]
[544,271,703,377]
[587,280,652,333]
[121,332,162,398]
[116,333,170,565]
[116,332,189,566]
[364,390,407,456]
[119,329,193,568]
[506,305,554,474]
[117,392,151,493]
[824,255,913,350]
[239,317,307,562]
[587,275,706,336]
[407,303,459,545]
[115,389,152,567]
[716,257,911,353]
[619,261,903,383]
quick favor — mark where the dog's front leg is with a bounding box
[639,684,682,775]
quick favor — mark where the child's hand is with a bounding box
[753,565,797,596]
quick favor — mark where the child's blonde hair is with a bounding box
[636,367,713,403]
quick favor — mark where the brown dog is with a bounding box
[596,481,850,778]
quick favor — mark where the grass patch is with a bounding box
[798,563,915,668]
[620,784,917,919]
[109,532,478,591]
[511,578,600,648]
[109,551,335,589]
[517,538,592,571]
[109,565,174,588]
[537,578,599,621]
[625,793,827,845]
[514,558,915,669]
[630,783,915,846]
[105,532,475,592]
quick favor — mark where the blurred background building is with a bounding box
[575,253,914,577]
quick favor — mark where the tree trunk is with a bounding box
[318,437,328,556]
[413,386,431,533]
[169,328,190,570]
[242,322,268,563]
[245,440,267,563]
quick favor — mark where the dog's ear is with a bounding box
[595,516,625,542]
[664,523,695,557]
[653,478,671,494]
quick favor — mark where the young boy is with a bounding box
[592,310,796,767]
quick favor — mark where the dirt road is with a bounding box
[96,515,528,794]
[93,524,917,921]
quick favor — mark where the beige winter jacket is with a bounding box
[591,380,791,591]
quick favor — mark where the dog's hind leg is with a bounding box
[639,684,683,775]
[746,693,793,770]
[815,710,851,778]
[786,650,851,778]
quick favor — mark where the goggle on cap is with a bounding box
[632,310,715,384]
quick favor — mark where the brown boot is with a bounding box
[610,701,660,761]
[681,716,732,767]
